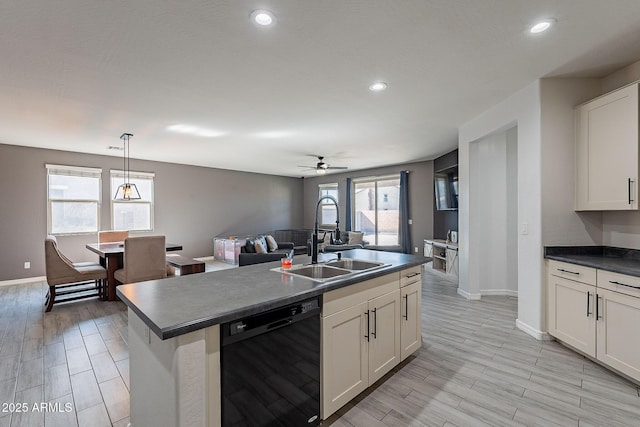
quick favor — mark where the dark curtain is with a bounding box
[399,171,411,254]
[345,177,352,231]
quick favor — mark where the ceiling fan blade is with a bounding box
[327,166,348,170]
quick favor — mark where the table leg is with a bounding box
[105,254,122,302]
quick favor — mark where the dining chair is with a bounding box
[114,235,167,284]
[98,230,129,243]
[44,235,107,312]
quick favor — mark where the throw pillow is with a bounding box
[348,231,364,245]
[256,235,268,252]
[245,238,256,253]
[265,235,278,252]
[254,238,267,254]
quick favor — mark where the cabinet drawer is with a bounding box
[548,260,596,285]
[400,266,422,287]
[323,273,399,317]
[597,270,640,298]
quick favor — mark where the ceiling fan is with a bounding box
[299,156,348,175]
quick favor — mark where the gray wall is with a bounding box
[303,161,434,255]
[0,143,304,281]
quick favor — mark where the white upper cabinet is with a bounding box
[575,82,639,211]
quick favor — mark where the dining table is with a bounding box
[86,241,183,301]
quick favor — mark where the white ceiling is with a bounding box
[3,1,640,177]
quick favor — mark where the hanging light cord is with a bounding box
[120,133,133,186]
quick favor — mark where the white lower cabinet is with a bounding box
[547,260,640,382]
[321,301,369,417]
[595,287,640,381]
[322,267,422,419]
[367,290,401,384]
[400,278,422,361]
[547,274,596,357]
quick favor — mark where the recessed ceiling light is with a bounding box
[250,9,276,27]
[369,82,388,92]
[167,124,226,138]
[530,19,555,34]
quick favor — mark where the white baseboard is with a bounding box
[516,319,553,341]
[0,276,46,287]
[457,287,481,300]
[480,289,518,297]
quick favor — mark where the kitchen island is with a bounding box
[117,249,428,427]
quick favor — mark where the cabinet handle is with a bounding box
[403,295,409,320]
[609,280,640,290]
[405,272,420,279]
[372,308,377,339]
[586,291,591,317]
[557,268,579,275]
[629,178,635,204]
[364,310,370,342]
[596,294,602,320]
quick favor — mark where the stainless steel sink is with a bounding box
[283,264,352,281]
[325,258,386,271]
[274,258,388,282]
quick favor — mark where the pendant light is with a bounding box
[114,133,141,200]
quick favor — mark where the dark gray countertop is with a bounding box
[544,246,640,277]
[116,249,429,340]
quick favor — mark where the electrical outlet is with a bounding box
[521,222,529,235]
[408,219,413,225]
[24,261,30,269]
[414,247,419,253]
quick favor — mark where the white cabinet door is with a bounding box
[368,290,401,384]
[321,302,368,418]
[446,248,458,276]
[400,281,421,360]
[547,275,596,357]
[575,83,639,210]
[596,288,640,382]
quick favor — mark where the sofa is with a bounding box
[271,229,314,255]
[238,235,295,267]
[318,230,368,253]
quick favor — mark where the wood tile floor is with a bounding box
[1,264,639,426]
[0,282,129,427]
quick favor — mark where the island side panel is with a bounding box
[128,309,221,427]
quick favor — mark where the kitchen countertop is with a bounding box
[116,249,429,340]
[544,246,640,277]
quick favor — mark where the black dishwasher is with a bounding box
[221,297,321,427]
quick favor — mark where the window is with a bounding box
[110,170,155,231]
[47,164,102,235]
[353,175,400,246]
[318,183,338,227]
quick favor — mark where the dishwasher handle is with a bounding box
[267,318,293,330]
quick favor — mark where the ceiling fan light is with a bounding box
[316,169,326,175]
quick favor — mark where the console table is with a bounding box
[424,239,458,276]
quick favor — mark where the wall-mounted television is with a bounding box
[434,166,458,210]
